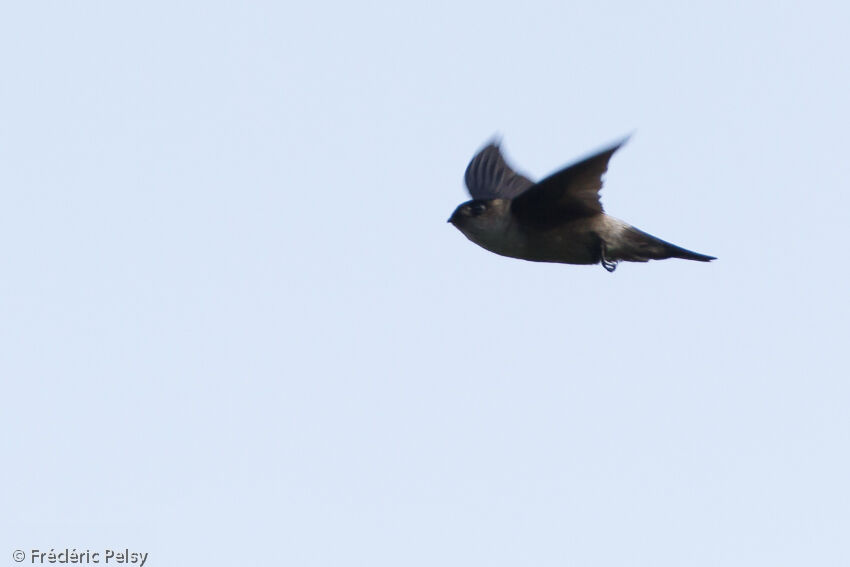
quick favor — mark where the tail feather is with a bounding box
[613,226,716,263]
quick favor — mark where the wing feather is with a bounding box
[511,137,629,228]
[464,142,534,200]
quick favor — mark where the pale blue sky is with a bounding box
[2,2,848,565]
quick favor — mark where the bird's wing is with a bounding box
[510,137,629,228]
[464,142,535,200]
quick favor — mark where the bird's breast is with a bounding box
[460,217,602,265]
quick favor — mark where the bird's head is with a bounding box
[447,199,511,238]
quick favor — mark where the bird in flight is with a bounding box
[448,137,715,272]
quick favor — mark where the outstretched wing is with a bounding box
[464,142,534,200]
[511,137,629,228]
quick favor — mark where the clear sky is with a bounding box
[2,2,848,565]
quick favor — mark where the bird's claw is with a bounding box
[601,246,618,273]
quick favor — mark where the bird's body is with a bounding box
[457,199,604,264]
[448,137,715,272]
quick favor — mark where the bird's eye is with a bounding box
[470,202,487,216]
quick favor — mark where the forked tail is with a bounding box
[609,226,716,264]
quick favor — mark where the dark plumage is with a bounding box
[449,137,715,272]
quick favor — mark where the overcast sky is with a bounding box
[2,2,848,566]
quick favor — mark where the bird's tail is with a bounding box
[612,226,716,263]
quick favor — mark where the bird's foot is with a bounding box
[601,246,618,273]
